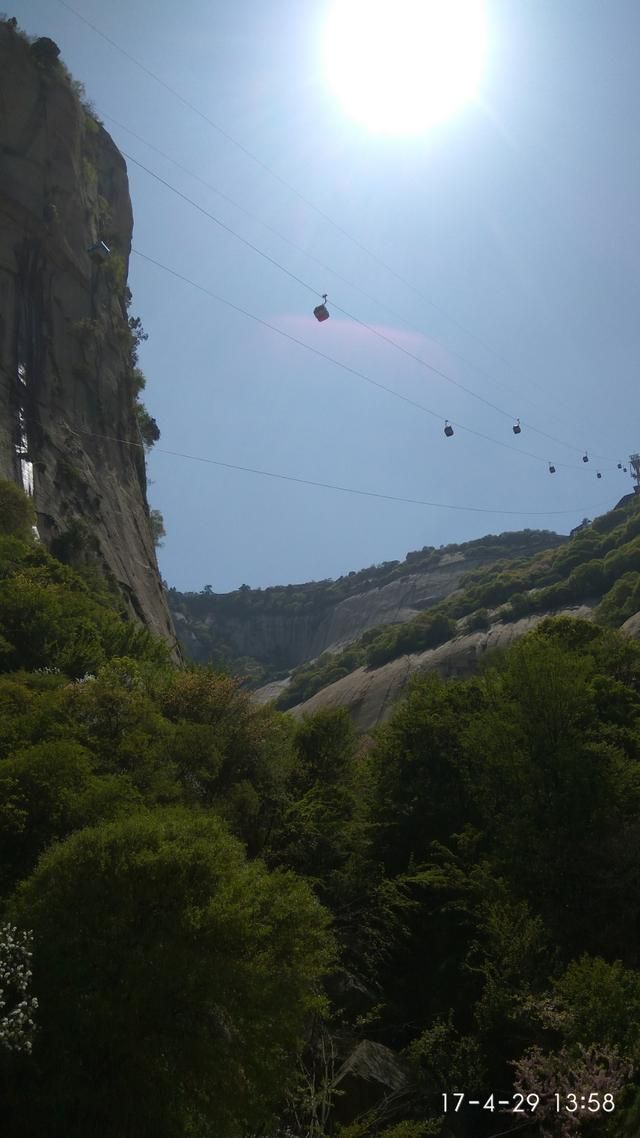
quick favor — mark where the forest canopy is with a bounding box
[1,483,640,1136]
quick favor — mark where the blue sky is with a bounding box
[13,0,640,591]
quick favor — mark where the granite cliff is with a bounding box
[0,21,176,652]
[273,494,640,729]
[281,605,597,731]
[169,529,566,679]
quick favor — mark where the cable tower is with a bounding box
[630,454,640,492]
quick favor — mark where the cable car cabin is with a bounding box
[513,419,521,434]
[549,463,556,474]
[582,453,589,463]
[618,463,623,469]
[444,420,454,437]
[314,294,329,322]
[597,472,602,479]
[87,240,111,264]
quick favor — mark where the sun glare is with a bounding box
[324,0,487,135]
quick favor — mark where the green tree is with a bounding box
[553,956,640,1059]
[596,572,640,626]
[0,740,140,893]
[269,710,364,896]
[0,481,35,540]
[159,670,296,852]
[6,809,334,1138]
[149,507,165,547]
[136,404,160,449]
[0,534,169,676]
[467,607,490,631]
[370,673,484,874]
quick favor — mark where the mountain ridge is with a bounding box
[169,527,566,680]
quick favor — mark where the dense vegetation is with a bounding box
[278,497,640,709]
[2,480,640,1137]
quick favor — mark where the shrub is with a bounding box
[136,404,160,449]
[467,608,490,631]
[596,572,640,627]
[0,481,35,540]
[104,250,126,294]
[149,508,165,548]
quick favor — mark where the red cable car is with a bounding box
[314,294,330,322]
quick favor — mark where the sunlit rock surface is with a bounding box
[286,606,599,732]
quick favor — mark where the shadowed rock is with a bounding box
[0,21,178,656]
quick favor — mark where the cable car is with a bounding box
[597,472,602,479]
[87,240,111,264]
[618,463,623,469]
[549,463,556,474]
[582,452,589,463]
[624,466,628,473]
[444,420,454,438]
[512,419,521,435]
[313,294,330,322]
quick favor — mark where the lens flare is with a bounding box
[324,0,487,134]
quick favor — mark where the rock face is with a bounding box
[175,567,469,669]
[287,606,598,732]
[307,556,468,655]
[0,23,177,653]
[172,537,565,674]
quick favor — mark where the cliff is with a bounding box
[0,22,177,652]
[172,562,475,672]
[170,530,566,678]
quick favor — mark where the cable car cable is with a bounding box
[121,151,318,299]
[105,111,581,436]
[130,246,618,473]
[57,422,609,518]
[123,153,617,467]
[49,1,626,473]
[54,0,610,443]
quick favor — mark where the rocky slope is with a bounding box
[281,605,597,732]
[280,593,640,733]
[273,495,640,729]
[170,530,566,676]
[0,21,177,652]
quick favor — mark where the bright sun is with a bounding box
[324,0,487,135]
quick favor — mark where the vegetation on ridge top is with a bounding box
[277,496,640,708]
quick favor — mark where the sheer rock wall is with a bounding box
[0,23,177,653]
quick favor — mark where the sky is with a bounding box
[12,0,640,592]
